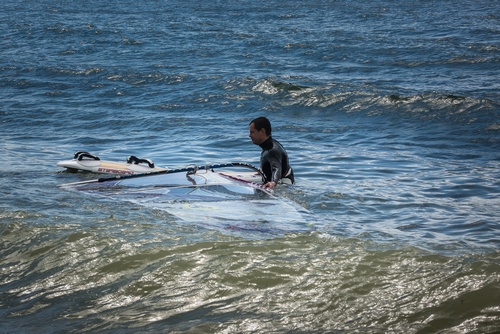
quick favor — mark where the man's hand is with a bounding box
[263,181,276,189]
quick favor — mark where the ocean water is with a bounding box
[1,0,499,333]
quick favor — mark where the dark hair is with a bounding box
[250,116,272,136]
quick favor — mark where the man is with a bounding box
[249,117,294,188]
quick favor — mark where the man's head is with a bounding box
[249,117,272,145]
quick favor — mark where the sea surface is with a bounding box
[1,0,499,333]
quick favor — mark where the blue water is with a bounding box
[1,0,499,333]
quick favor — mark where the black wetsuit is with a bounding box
[259,136,294,184]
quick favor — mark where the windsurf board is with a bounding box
[57,151,166,175]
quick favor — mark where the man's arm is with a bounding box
[264,149,282,188]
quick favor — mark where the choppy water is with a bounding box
[1,0,499,333]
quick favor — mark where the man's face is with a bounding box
[249,122,267,145]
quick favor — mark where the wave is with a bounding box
[247,78,499,128]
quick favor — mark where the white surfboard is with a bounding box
[58,153,264,184]
[57,151,167,175]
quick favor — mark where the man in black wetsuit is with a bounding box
[248,117,294,189]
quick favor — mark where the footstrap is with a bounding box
[127,155,155,168]
[74,151,100,161]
